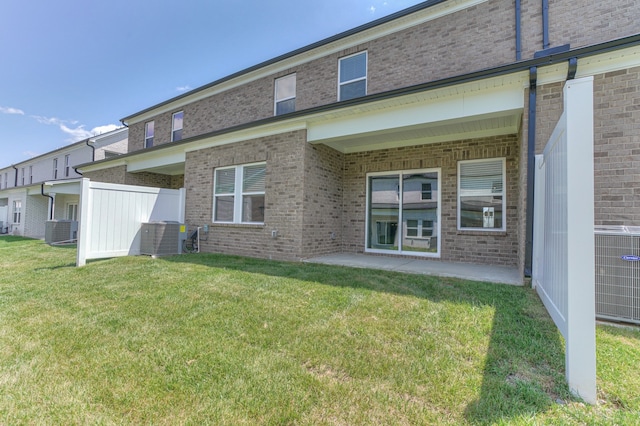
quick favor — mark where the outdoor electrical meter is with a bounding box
[483,207,495,228]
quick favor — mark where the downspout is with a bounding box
[515,0,522,60]
[41,183,54,220]
[524,66,537,276]
[542,0,550,49]
[119,119,129,128]
[86,138,95,162]
[12,165,18,187]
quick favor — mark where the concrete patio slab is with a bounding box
[305,253,522,285]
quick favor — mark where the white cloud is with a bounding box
[0,106,25,115]
[59,123,119,141]
[369,6,376,13]
[32,115,119,141]
[176,85,192,92]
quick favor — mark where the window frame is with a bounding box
[457,157,506,232]
[213,162,266,225]
[12,200,22,224]
[20,168,25,186]
[52,158,58,179]
[338,51,368,101]
[171,111,183,142]
[274,73,296,116]
[29,166,33,184]
[64,154,71,177]
[67,202,78,221]
[144,121,154,148]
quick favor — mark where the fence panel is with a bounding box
[531,77,596,403]
[76,180,185,266]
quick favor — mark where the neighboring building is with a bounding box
[77,0,640,280]
[0,127,128,238]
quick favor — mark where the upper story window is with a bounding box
[274,74,296,116]
[3,172,7,188]
[338,51,367,101]
[52,158,58,179]
[213,162,266,224]
[145,121,154,148]
[458,158,506,231]
[20,168,25,186]
[171,111,183,142]
[29,166,33,184]
[64,154,70,177]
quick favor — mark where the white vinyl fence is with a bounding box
[76,179,185,266]
[531,77,596,403]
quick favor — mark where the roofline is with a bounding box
[0,126,128,171]
[120,0,447,122]
[85,33,640,170]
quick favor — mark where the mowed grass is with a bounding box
[0,237,638,425]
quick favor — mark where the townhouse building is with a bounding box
[77,0,640,280]
[0,127,128,238]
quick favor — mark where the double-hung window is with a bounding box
[171,111,183,142]
[64,154,70,177]
[213,163,266,224]
[12,200,22,224]
[29,166,33,184]
[52,158,58,179]
[274,74,296,115]
[338,51,367,101]
[458,158,506,231]
[20,168,25,186]
[144,121,154,148]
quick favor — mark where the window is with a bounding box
[20,168,25,186]
[67,203,78,221]
[29,166,33,184]
[12,200,22,224]
[52,158,58,179]
[3,172,7,188]
[64,154,70,177]
[213,163,266,224]
[171,111,183,142]
[274,74,296,115]
[367,169,440,256]
[339,51,367,101]
[458,158,506,231]
[145,121,154,148]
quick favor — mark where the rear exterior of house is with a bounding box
[79,0,640,280]
[0,128,128,238]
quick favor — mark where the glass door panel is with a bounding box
[402,172,438,254]
[368,175,399,251]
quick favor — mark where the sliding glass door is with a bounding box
[367,169,440,256]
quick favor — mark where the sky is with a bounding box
[0,0,425,167]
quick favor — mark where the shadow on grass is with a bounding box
[165,252,571,424]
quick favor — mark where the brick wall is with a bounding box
[83,166,183,190]
[343,135,521,267]
[593,67,640,226]
[183,130,308,261]
[83,166,127,185]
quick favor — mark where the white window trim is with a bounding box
[20,168,25,186]
[29,166,33,184]
[52,158,58,179]
[66,202,78,221]
[365,168,441,258]
[12,200,22,224]
[457,157,507,232]
[64,154,70,177]
[144,121,154,148]
[213,162,266,225]
[171,111,183,142]
[274,73,296,116]
[338,51,368,101]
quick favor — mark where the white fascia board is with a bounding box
[79,158,128,173]
[536,44,640,86]
[183,121,307,154]
[307,83,524,143]
[126,150,186,173]
[40,179,83,195]
[125,0,488,125]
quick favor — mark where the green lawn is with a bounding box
[0,236,638,425]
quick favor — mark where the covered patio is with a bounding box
[305,253,522,285]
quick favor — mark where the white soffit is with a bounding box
[40,179,83,195]
[307,78,524,153]
[126,150,186,175]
